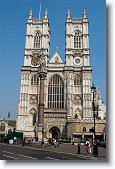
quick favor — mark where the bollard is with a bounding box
[77,143,80,154]
[93,144,98,157]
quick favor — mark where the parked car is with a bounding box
[96,140,106,148]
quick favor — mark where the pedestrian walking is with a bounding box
[85,139,91,155]
[42,139,44,147]
[13,136,17,145]
[51,138,54,148]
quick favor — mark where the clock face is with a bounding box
[75,58,81,63]
[31,57,40,66]
[74,57,82,66]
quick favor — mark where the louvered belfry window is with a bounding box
[74,31,81,48]
[34,32,41,49]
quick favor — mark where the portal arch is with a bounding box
[49,126,60,140]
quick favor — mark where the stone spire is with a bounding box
[56,47,58,52]
[44,8,48,19]
[83,8,87,18]
[28,8,32,20]
[67,8,71,19]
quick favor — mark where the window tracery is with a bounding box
[34,31,41,49]
[31,74,39,85]
[48,75,64,109]
[74,74,82,85]
[74,31,81,48]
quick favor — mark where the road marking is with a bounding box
[46,157,59,160]
[62,156,75,160]
[2,150,37,160]
[19,154,37,160]
[3,155,18,160]
[3,151,14,155]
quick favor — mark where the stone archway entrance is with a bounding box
[49,126,60,140]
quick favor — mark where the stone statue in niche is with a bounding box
[74,108,82,120]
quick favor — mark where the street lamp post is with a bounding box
[91,84,96,142]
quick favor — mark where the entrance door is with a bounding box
[49,126,60,140]
[52,129,58,140]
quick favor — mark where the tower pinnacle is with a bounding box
[44,8,48,19]
[28,8,32,20]
[83,8,87,18]
[67,8,71,18]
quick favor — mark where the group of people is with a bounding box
[50,138,59,148]
[42,138,59,148]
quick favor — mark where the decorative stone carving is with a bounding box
[30,95,37,104]
[74,95,81,105]
[55,56,59,63]
[30,107,36,115]
[74,107,82,120]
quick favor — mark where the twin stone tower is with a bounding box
[16,9,105,143]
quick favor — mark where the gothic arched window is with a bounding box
[8,129,12,134]
[74,31,81,48]
[1,123,5,131]
[34,31,41,49]
[31,74,39,85]
[83,127,86,132]
[33,113,36,126]
[74,74,82,85]
[48,75,64,109]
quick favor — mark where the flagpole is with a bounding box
[39,1,41,19]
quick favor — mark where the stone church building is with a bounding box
[16,9,106,143]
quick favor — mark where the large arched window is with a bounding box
[1,123,5,131]
[31,74,39,85]
[48,75,64,109]
[74,31,81,48]
[74,74,82,85]
[34,31,41,49]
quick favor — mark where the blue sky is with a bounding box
[0,0,106,120]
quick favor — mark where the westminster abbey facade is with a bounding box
[16,9,106,143]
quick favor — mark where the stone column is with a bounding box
[38,74,45,125]
[37,51,47,143]
[38,73,46,142]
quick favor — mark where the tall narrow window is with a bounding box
[83,127,86,132]
[34,32,41,49]
[31,74,39,85]
[33,113,36,126]
[74,31,81,48]
[48,75,64,109]
[74,74,82,85]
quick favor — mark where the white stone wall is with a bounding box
[16,9,105,138]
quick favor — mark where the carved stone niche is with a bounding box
[74,107,82,120]
[74,95,81,105]
[30,95,37,104]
